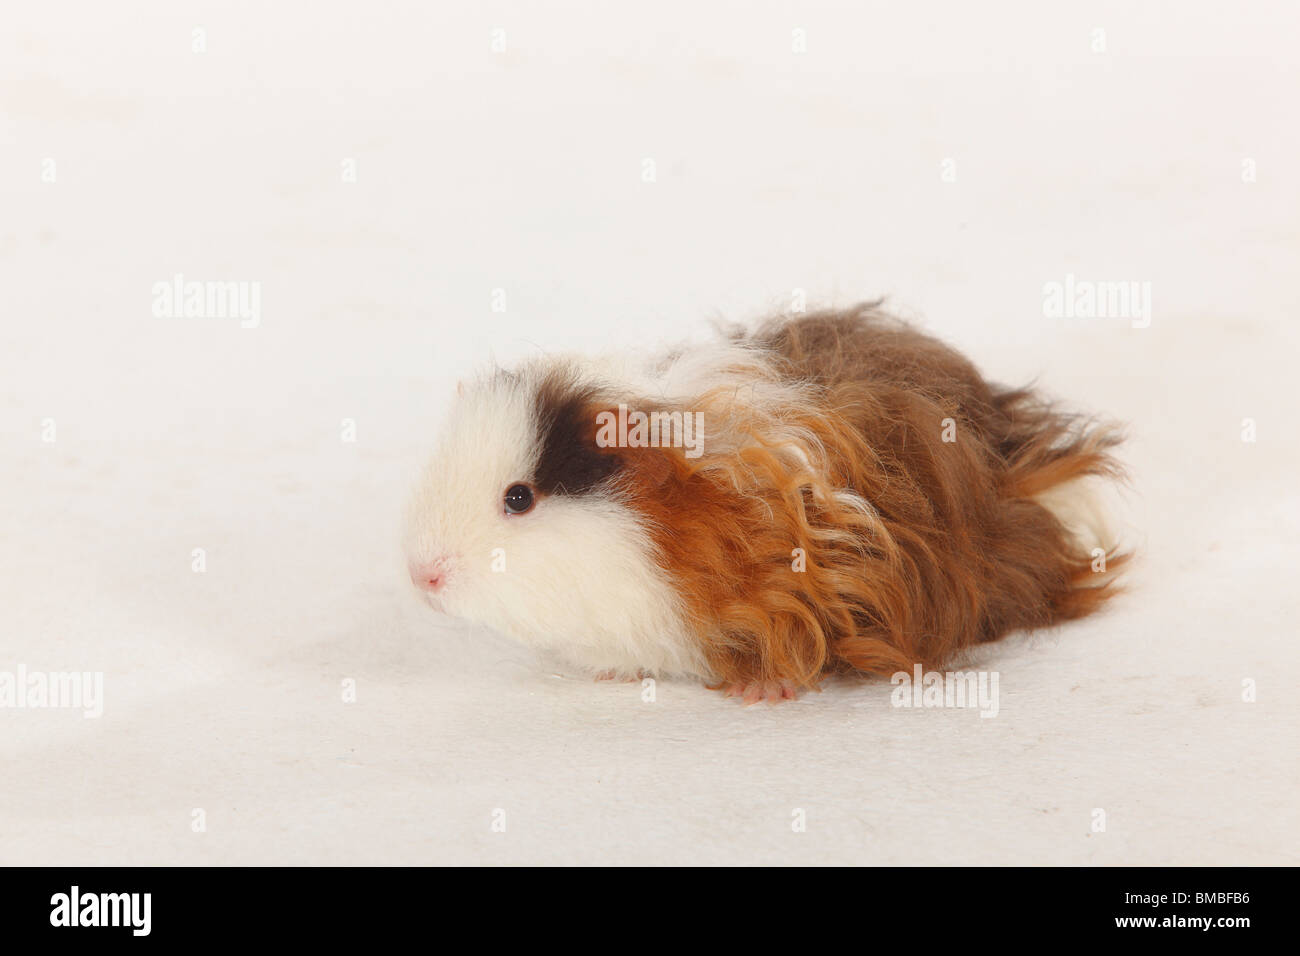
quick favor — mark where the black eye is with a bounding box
[503,483,535,515]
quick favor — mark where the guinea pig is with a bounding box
[404,303,1129,703]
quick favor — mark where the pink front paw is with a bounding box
[722,679,800,705]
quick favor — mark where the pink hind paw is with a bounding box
[723,679,800,705]
[594,669,650,683]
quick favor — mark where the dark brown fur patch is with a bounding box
[532,369,623,496]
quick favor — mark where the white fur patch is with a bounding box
[1033,476,1126,583]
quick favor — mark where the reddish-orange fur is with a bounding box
[612,305,1128,687]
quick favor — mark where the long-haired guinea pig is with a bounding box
[404,303,1129,703]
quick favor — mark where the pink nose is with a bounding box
[409,558,450,593]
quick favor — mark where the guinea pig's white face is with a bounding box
[403,367,699,673]
[404,373,538,621]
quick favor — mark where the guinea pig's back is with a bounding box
[745,304,1119,489]
[748,304,998,417]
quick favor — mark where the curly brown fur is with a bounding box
[612,304,1128,687]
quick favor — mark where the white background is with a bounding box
[2,1,1297,864]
